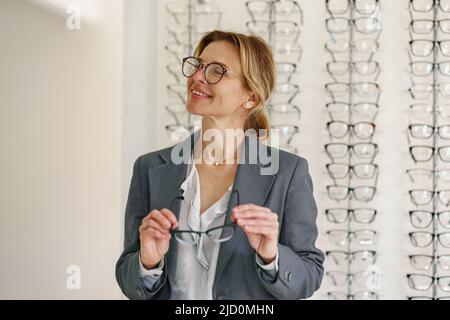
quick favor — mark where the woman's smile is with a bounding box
[190,87,213,99]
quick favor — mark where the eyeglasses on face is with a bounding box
[326,250,377,266]
[325,207,377,223]
[409,189,450,206]
[409,124,450,140]
[409,40,450,57]
[409,0,450,13]
[182,56,240,85]
[407,273,450,292]
[409,254,450,271]
[409,210,450,229]
[409,145,450,163]
[327,121,376,140]
[326,0,380,16]
[169,190,240,245]
[327,229,378,246]
[325,142,379,161]
[409,231,450,248]
[327,290,378,300]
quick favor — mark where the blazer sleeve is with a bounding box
[256,157,325,299]
[115,156,168,300]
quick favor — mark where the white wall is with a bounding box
[0,0,124,299]
[121,0,157,259]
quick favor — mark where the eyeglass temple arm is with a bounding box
[298,4,304,26]
[245,3,258,24]
[408,3,415,22]
[326,29,337,47]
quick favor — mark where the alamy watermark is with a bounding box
[170,121,281,175]
[66,5,81,30]
[66,265,81,290]
[365,265,381,291]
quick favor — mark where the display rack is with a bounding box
[245,0,304,153]
[164,0,223,144]
[324,0,382,300]
[406,0,450,300]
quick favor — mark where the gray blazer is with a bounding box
[115,133,324,300]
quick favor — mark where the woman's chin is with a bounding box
[186,101,211,116]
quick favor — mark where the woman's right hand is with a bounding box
[139,209,178,270]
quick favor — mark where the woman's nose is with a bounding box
[191,65,207,84]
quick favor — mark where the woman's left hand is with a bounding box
[231,204,279,264]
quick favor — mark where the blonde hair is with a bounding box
[193,30,275,138]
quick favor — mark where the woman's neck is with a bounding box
[195,117,245,166]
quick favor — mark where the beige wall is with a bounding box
[0,0,124,299]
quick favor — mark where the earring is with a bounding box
[245,101,251,107]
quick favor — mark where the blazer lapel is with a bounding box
[148,132,198,286]
[213,135,276,288]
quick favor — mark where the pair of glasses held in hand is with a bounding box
[168,189,240,245]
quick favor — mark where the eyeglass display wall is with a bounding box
[406,0,450,300]
[152,0,441,299]
[245,0,304,154]
[164,0,223,144]
[323,0,382,300]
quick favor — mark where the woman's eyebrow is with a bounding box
[197,57,229,69]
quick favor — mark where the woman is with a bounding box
[116,30,324,300]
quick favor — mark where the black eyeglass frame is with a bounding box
[181,56,240,85]
[169,190,240,244]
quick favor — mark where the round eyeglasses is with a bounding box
[182,56,237,85]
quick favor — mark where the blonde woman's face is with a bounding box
[186,41,252,121]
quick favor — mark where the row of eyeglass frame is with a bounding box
[245,0,305,154]
[406,0,450,300]
[324,0,383,300]
[163,0,223,143]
